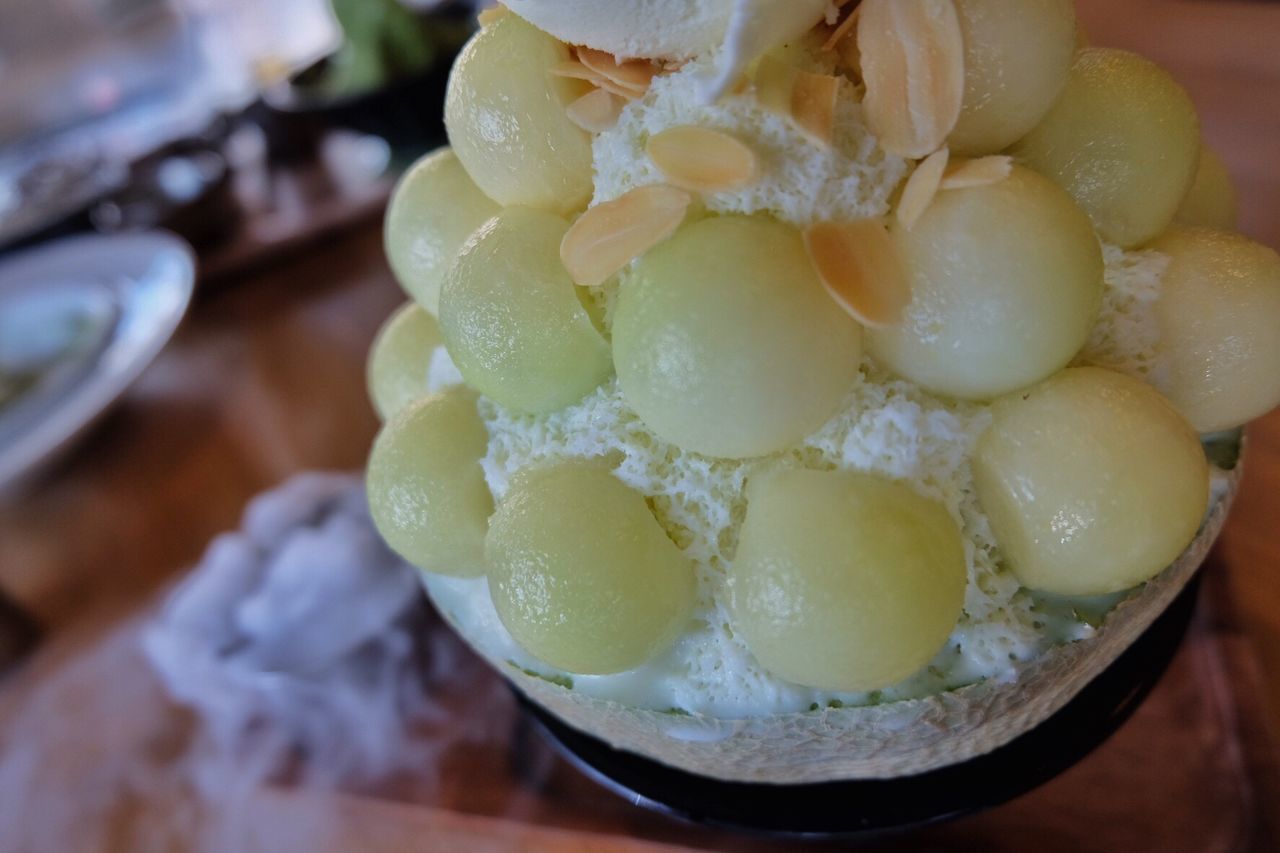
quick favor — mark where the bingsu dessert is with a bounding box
[365,0,1279,781]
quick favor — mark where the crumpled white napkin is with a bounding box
[0,472,510,852]
[145,472,454,791]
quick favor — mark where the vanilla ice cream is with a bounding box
[501,0,829,99]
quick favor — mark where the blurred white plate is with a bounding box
[0,231,195,494]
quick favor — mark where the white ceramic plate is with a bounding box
[0,231,196,494]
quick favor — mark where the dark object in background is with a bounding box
[0,588,40,676]
[0,2,472,260]
[0,154,129,256]
[254,1,474,163]
[91,137,240,251]
[0,120,236,257]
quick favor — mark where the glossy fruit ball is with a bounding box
[731,469,967,692]
[974,367,1209,596]
[612,215,862,459]
[1150,226,1280,432]
[439,206,613,414]
[384,148,501,315]
[1174,146,1239,231]
[1012,48,1200,248]
[366,387,494,577]
[486,462,696,674]
[949,0,1077,155]
[367,302,443,421]
[866,167,1103,400]
[444,13,594,214]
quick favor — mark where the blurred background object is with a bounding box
[252,0,471,163]
[0,0,474,259]
[0,0,478,508]
[0,589,40,675]
[0,0,476,679]
[0,231,195,493]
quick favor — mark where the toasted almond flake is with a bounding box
[823,4,861,51]
[645,126,759,193]
[592,77,644,101]
[791,72,840,145]
[822,0,858,26]
[857,0,965,159]
[550,60,606,85]
[834,20,863,82]
[896,147,949,229]
[804,219,912,327]
[755,57,800,116]
[941,155,1014,190]
[756,57,841,146]
[476,5,508,26]
[565,88,626,133]
[560,186,692,287]
[550,61,640,100]
[576,47,659,95]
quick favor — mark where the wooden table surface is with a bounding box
[1,0,1279,848]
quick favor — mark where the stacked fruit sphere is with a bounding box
[366,0,1280,705]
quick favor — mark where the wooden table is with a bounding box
[1,0,1279,848]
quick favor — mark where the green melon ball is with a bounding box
[486,462,696,674]
[444,13,594,214]
[949,0,1078,155]
[1012,48,1201,248]
[1174,145,1239,231]
[384,148,500,316]
[974,367,1209,597]
[366,387,494,577]
[1150,226,1280,432]
[731,469,967,692]
[612,215,862,459]
[367,302,443,421]
[866,167,1103,400]
[439,206,613,414]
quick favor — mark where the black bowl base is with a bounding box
[518,575,1201,840]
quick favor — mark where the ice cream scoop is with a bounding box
[500,0,829,98]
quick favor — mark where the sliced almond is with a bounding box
[804,219,912,328]
[896,147,949,229]
[576,47,659,96]
[791,72,841,146]
[476,5,508,26]
[756,57,800,116]
[645,126,759,193]
[592,77,645,101]
[565,88,626,133]
[834,17,864,83]
[550,61,641,101]
[756,57,841,146]
[560,186,692,287]
[857,0,965,159]
[822,4,861,51]
[550,60,606,85]
[941,155,1014,190]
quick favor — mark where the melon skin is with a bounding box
[424,460,1240,783]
